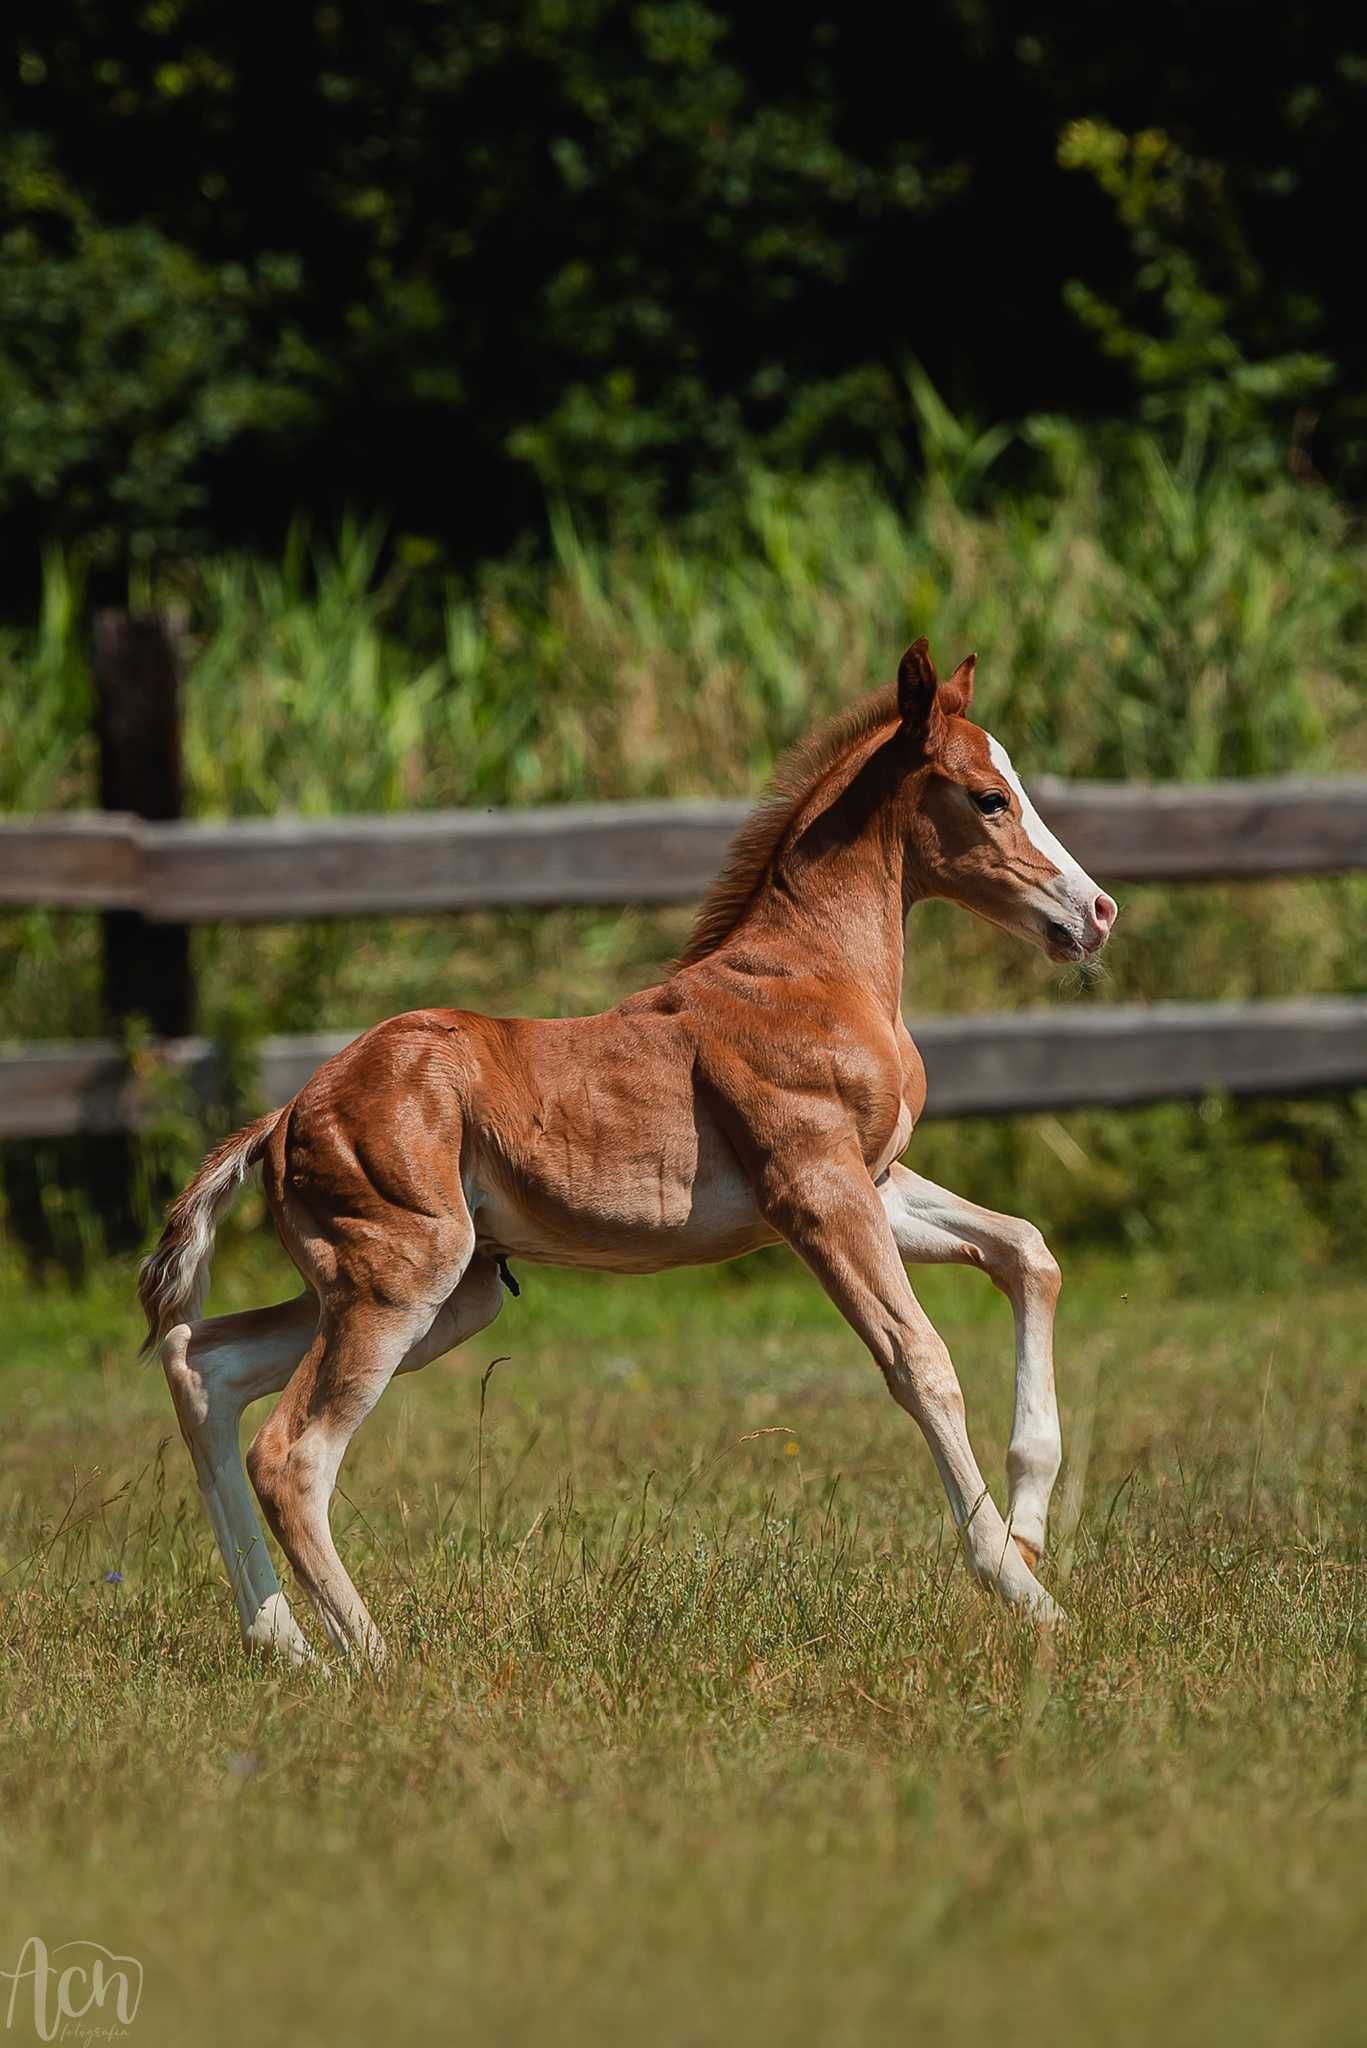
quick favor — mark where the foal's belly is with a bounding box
[469,1127,778,1276]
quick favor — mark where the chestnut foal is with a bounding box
[140,639,1116,1663]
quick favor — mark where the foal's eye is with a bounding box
[974,790,1010,817]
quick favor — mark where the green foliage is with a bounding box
[1058,122,1335,452]
[2,3,1365,562]
[0,545,92,808]
[180,519,450,814]
[910,1092,1367,1297]
[0,1,939,560]
[0,135,317,562]
[5,413,1363,832]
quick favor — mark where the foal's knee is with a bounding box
[397,1254,507,1376]
[463,1254,508,1330]
[444,1253,507,1348]
[992,1221,1060,1306]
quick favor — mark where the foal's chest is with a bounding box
[899,1026,928,1128]
[862,1024,926,1178]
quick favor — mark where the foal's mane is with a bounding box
[677,683,901,967]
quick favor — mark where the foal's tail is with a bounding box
[137,1109,283,1356]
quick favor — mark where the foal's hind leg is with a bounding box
[247,1254,504,1666]
[878,1164,1062,1571]
[161,1293,318,1661]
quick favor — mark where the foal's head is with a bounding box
[896,638,1117,962]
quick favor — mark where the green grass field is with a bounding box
[2,1233,1363,2046]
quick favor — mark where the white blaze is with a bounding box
[986,734,1094,892]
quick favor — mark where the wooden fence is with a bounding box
[1,612,1364,1139]
[6,778,1367,923]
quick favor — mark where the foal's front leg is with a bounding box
[758,1146,1061,1621]
[877,1163,1063,1572]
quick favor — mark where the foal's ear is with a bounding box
[897,637,945,749]
[940,651,977,718]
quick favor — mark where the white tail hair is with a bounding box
[137,1110,282,1355]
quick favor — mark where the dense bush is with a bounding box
[8,419,1365,825]
[2,2,1364,572]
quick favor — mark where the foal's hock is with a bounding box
[140,638,1117,1663]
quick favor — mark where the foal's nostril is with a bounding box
[1093,892,1118,933]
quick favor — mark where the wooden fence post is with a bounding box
[93,610,194,1038]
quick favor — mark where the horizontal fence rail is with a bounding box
[4,998,1365,1140]
[4,774,1367,922]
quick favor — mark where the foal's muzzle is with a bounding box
[1043,890,1118,962]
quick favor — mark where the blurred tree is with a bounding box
[0,0,1361,578]
[0,133,319,568]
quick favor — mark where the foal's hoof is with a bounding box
[1012,1534,1042,1574]
[243,1593,314,1666]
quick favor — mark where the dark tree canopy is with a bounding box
[0,0,1361,574]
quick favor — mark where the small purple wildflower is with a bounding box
[104,1570,123,1585]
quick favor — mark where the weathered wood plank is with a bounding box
[0,1038,220,1139]
[1032,776,1367,882]
[0,815,143,910]
[913,998,1367,1116]
[2,777,1366,921]
[4,1000,1364,1138]
[139,802,752,920]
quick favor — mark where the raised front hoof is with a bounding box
[242,1593,314,1666]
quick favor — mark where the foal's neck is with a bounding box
[750,757,910,1018]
